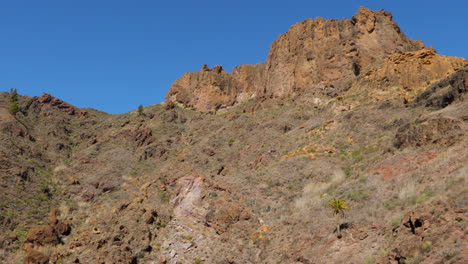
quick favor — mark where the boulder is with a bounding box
[25,225,59,246]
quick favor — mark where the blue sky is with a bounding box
[1,0,467,114]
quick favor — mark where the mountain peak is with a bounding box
[166,7,464,112]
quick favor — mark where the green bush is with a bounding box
[9,101,19,115]
[9,88,19,115]
[138,105,144,116]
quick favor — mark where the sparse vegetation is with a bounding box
[415,187,434,204]
[13,225,28,242]
[383,199,401,211]
[404,251,423,264]
[159,190,169,203]
[183,234,193,241]
[345,187,370,201]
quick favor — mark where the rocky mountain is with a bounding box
[166,7,466,112]
[1,7,467,264]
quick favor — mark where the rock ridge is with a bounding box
[166,7,466,112]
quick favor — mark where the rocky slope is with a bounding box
[1,7,467,264]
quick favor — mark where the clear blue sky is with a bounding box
[1,0,467,114]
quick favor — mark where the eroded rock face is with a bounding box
[164,7,466,112]
[355,48,467,94]
[172,175,207,222]
[166,63,265,112]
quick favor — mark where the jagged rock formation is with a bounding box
[166,7,466,112]
[166,63,266,112]
[36,93,88,117]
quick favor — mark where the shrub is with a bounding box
[328,197,349,217]
[9,88,19,115]
[404,251,423,264]
[9,101,19,115]
[138,105,144,116]
[13,225,28,242]
[422,240,432,252]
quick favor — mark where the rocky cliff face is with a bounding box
[166,7,466,112]
[264,7,423,96]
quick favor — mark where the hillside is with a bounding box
[0,7,467,264]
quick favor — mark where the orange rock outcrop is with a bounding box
[166,7,467,112]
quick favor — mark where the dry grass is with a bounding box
[295,169,345,215]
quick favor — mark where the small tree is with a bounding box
[328,197,349,238]
[9,88,19,115]
[137,105,144,116]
